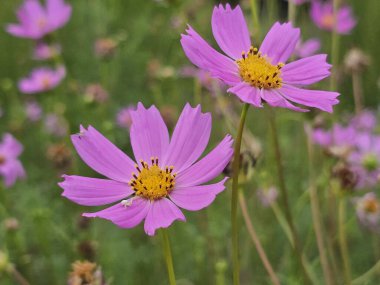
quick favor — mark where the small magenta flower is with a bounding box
[350,110,377,133]
[0,134,26,188]
[257,186,278,207]
[116,105,135,129]
[18,66,66,94]
[33,42,61,60]
[6,0,72,40]
[181,4,339,112]
[59,103,233,236]
[45,113,68,137]
[25,101,42,122]
[310,1,356,34]
[294,38,321,59]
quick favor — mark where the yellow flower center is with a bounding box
[236,46,284,89]
[128,158,176,200]
[363,198,380,214]
[321,14,335,29]
[0,155,5,165]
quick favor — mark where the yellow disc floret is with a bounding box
[128,157,176,200]
[236,46,284,89]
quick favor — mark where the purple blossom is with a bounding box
[25,101,42,122]
[310,1,356,34]
[18,66,66,94]
[33,42,61,60]
[181,4,339,112]
[6,0,72,40]
[256,186,278,207]
[0,134,26,188]
[59,103,233,236]
[44,113,68,137]
[294,38,321,59]
[116,105,135,129]
[350,110,377,133]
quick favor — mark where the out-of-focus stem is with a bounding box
[239,192,281,285]
[288,0,296,25]
[160,228,176,285]
[267,107,312,285]
[249,0,260,38]
[231,103,249,285]
[352,72,363,115]
[8,266,30,285]
[306,126,334,285]
[352,258,380,285]
[338,198,352,285]
[330,0,340,91]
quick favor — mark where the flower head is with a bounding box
[181,4,339,112]
[257,186,278,207]
[294,38,321,59]
[116,105,135,129]
[25,101,42,122]
[68,261,106,285]
[59,103,233,235]
[350,110,377,133]
[44,113,68,137]
[0,134,26,188]
[6,0,72,39]
[33,42,61,60]
[355,192,380,234]
[310,1,356,34]
[84,84,109,103]
[18,66,66,94]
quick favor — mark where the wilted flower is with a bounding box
[257,186,278,207]
[344,48,371,73]
[116,106,134,129]
[310,1,356,34]
[25,101,42,122]
[350,110,377,132]
[349,133,380,189]
[294,38,321,59]
[84,84,109,103]
[181,4,339,112]
[6,0,72,39]
[0,134,26,188]
[94,38,118,58]
[47,143,72,170]
[332,162,358,191]
[18,66,66,94]
[355,192,380,234]
[44,113,68,137]
[68,261,106,285]
[3,217,20,231]
[77,240,97,261]
[33,42,61,60]
[60,103,233,235]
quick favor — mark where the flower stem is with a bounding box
[352,72,363,115]
[249,0,260,38]
[338,198,352,285]
[267,107,312,285]
[160,228,176,285]
[231,103,249,285]
[8,266,31,285]
[352,258,380,285]
[288,0,296,25]
[330,0,340,91]
[306,126,334,285]
[239,191,281,285]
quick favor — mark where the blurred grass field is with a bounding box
[1,0,380,284]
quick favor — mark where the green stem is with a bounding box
[239,191,281,285]
[231,103,249,285]
[267,107,312,285]
[160,228,176,285]
[249,0,260,38]
[352,72,363,115]
[330,0,340,91]
[338,198,352,285]
[306,126,334,285]
[352,258,380,285]
[288,0,296,25]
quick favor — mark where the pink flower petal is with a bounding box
[0,160,25,188]
[211,4,251,59]
[59,175,133,206]
[282,54,331,85]
[279,85,340,113]
[144,198,186,236]
[0,134,23,158]
[259,22,300,64]
[83,197,150,229]
[228,82,263,107]
[71,126,136,183]
[46,0,72,30]
[176,135,233,187]
[170,178,228,211]
[130,103,169,164]
[181,25,240,85]
[163,104,211,172]
[262,89,308,112]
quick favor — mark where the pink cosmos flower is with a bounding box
[18,66,66,94]
[116,105,135,129]
[6,0,72,40]
[59,103,233,236]
[310,1,356,34]
[355,192,380,234]
[294,38,321,59]
[33,42,61,60]
[44,113,68,137]
[350,110,377,133]
[0,134,26,188]
[25,101,42,122]
[181,4,339,112]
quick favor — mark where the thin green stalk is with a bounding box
[8,266,30,285]
[160,228,176,285]
[330,0,340,91]
[239,191,281,285]
[352,72,363,115]
[306,127,334,285]
[194,78,202,105]
[231,103,249,285]
[267,107,312,285]
[288,0,296,25]
[352,258,380,285]
[338,198,352,285]
[249,0,260,38]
